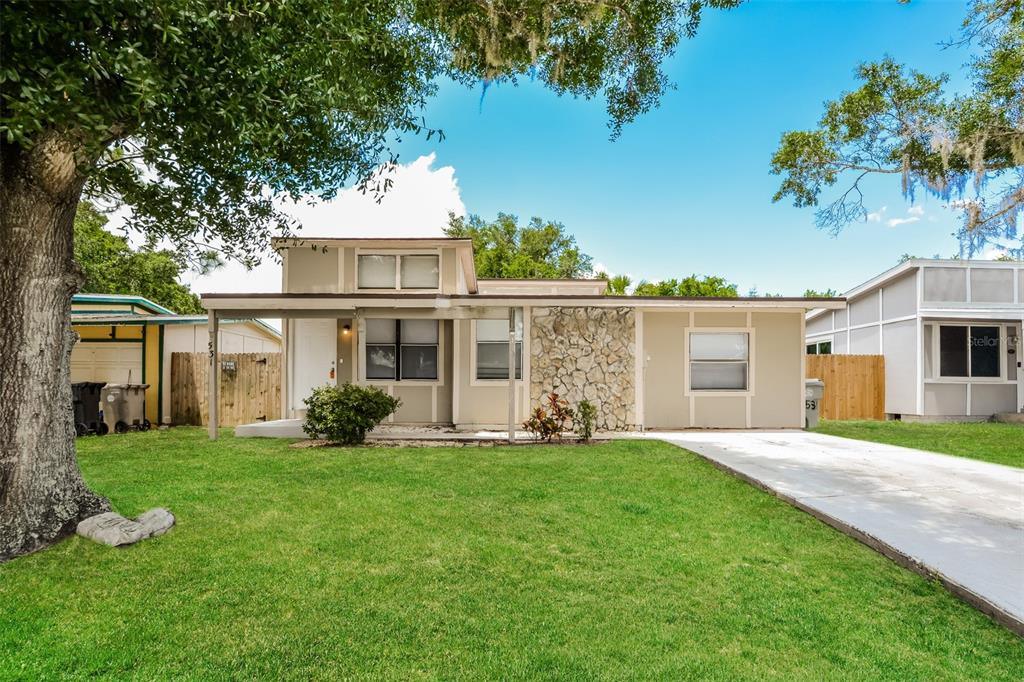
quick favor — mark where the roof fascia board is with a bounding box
[201,294,845,312]
[72,293,175,315]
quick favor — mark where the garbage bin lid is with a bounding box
[805,378,824,387]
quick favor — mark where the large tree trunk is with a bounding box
[0,133,110,561]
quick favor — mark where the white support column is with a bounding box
[508,306,516,444]
[281,317,289,419]
[208,311,219,440]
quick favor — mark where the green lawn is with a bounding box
[2,430,1021,680]
[812,420,1023,468]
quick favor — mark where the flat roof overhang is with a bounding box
[200,293,847,319]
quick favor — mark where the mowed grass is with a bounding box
[2,430,1021,680]
[812,420,1024,468]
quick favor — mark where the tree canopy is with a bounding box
[73,202,213,314]
[2,0,739,267]
[445,212,594,279]
[633,275,738,297]
[770,0,1023,257]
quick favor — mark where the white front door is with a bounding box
[292,319,337,412]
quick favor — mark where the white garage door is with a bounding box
[70,342,143,384]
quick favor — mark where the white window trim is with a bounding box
[684,327,756,397]
[354,248,442,292]
[806,339,833,355]
[469,316,524,386]
[926,321,1016,385]
[361,318,445,386]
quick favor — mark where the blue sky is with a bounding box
[384,0,977,295]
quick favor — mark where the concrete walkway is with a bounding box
[646,430,1024,633]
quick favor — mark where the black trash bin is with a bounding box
[71,382,109,436]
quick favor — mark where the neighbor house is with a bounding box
[805,259,1023,420]
[201,237,844,436]
[71,293,281,425]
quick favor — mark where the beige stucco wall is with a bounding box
[643,310,803,429]
[283,245,461,294]
[453,318,528,429]
[361,320,454,424]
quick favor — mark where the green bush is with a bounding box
[576,399,596,442]
[302,383,401,445]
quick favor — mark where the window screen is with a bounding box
[969,326,1000,378]
[358,255,397,289]
[400,255,439,289]
[475,312,523,380]
[939,326,968,377]
[690,332,749,391]
[399,320,438,380]
[365,318,397,379]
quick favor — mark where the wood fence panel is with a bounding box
[171,353,281,426]
[806,354,885,421]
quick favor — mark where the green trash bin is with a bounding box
[101,384,151,433]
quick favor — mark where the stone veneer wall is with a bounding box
[530,307,636,431]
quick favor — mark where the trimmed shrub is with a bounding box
[576,399,596,442]
[302,383,401,445]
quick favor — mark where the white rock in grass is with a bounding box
[136,508,175,537]
[76,512,148,547]
[76,507,175,547]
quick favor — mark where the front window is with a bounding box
[365,319,439,381]
[475,311,523,380]
[690,332,749,391]
[365,318,397,379]
[399,320,438,379]
[939,325,1000,378]
[357,254,439,290]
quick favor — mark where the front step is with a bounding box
[992,412,1024,424]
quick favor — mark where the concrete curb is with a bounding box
[677,444,1024,638]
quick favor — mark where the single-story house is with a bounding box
[71,294,281,425]
[805,259,1023,420]
[200,237,845,437]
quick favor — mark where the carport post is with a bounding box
[208,311,219,440]
[508,307,516,444]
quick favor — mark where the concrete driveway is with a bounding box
[646,430,1024,632]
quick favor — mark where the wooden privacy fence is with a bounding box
[806,354,885,421]
[171,353,281,426]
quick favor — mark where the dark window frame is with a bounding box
[938,324,1002,379]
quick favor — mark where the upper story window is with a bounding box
[690,332,749,391]
[357,254,439,290]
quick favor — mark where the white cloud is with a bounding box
[978,245,1009,260]
[887,216,921,227]
[181,153,465,297]
[866,206,887,222]
[886,205,926,227]
[592,262,610,275]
